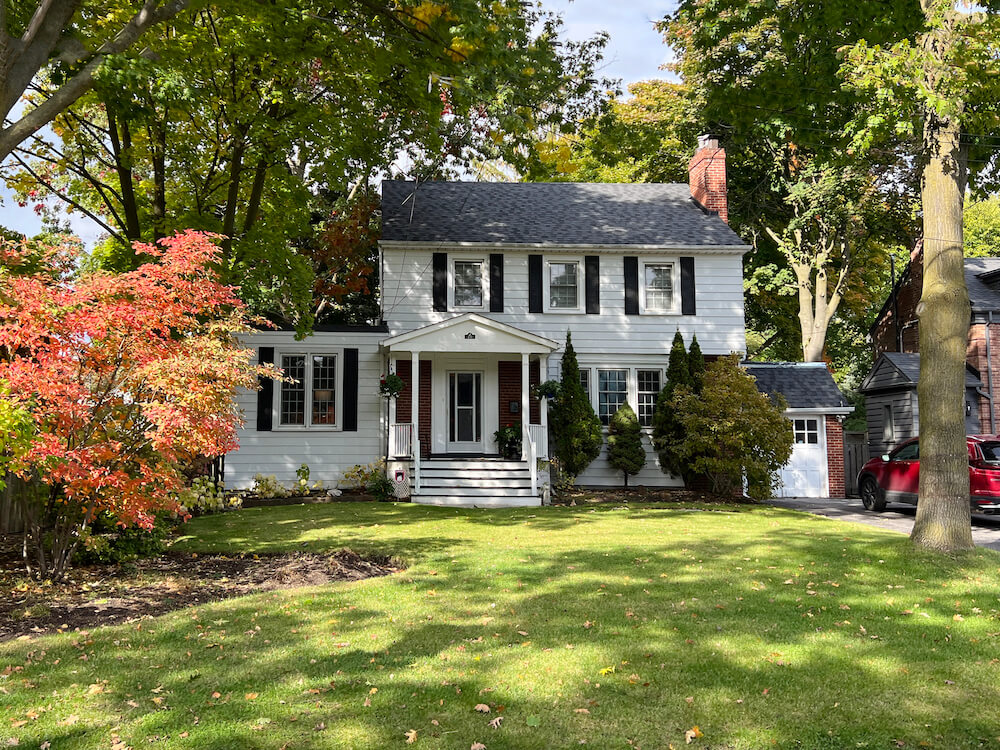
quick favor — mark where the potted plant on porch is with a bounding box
[494,421,522,460]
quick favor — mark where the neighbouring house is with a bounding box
[860,352,984,458]
[227,137,847,505]
[744,362,853,498]
[868,246,1000,440]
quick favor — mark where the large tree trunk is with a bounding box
[911,106,974,552]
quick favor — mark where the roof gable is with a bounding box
[380,180,747,247]
[743,362,850,411]
[860,352,983,392]
[381,313,559,354]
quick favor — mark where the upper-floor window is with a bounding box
[548,259,581,311]
[451,258,486,309]
[279,352,339,428]
[640,259,679,314]
[637,369,661,427]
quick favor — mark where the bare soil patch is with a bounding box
[0,546,399,641]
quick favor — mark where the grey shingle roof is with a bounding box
[743,362,849,410]
[965,257,1000,311]
[878,352,982,388]
[380,180,746,247]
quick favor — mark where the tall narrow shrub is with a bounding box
[652,330,690,476]
[688,334,705,394]
[551,332,602,481]
[607,402,645,487]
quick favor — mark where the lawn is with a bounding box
[3,501,1000,749]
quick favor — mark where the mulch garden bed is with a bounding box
[0,543,399,642]
[552,486,751,506]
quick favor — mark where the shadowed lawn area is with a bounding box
[3,501,1000,749]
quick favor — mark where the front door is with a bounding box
[448,371,483,453]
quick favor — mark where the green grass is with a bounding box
[3,501,1000,749]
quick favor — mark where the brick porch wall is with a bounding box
[825,416,845,498]
[498,360,541,428]
[393,359,432,458]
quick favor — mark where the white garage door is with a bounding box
[776,416,828,498]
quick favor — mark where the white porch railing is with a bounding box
[528,423,547,459]
[389,423,412,458]
[522,422,537,497]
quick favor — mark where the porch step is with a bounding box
[414,494,541,508]
[412,457,540,507]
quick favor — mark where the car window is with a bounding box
[978,441,1000,463]
[892,442,919,461]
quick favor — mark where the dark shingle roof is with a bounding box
[878,352,982,388]
[380,181,746,247]
[965,257,1000,311]
[743,362,849,410]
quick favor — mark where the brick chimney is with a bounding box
[688,134,729,224]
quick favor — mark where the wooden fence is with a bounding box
[843,431,869,498]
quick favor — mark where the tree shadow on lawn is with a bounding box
[6,522,1000,749]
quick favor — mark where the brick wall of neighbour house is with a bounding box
[825,416,846,498]
[967,322,1000,433]
[497,360,541,429]
[872,247,922,355]
[688,139,729,225]
[393,359,432,457]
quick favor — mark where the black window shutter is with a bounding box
[342,348,359,431]
[256,347,274,431]
[680,257,696,315]
[432,252,448,312]
[490,254,504,312]
[624,256,639,315]
[528,254,543,313]
[585,256,600,314]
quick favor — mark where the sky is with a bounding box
[0,1,676,243]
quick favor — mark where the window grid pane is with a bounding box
[280,355,306,425]
[311,355,337,425]
[579,369,590,400]
[645,264,673,311]
[550,262,578,309]
[454,261,483,306]
[637,369,661,427]
[793,418,819,445]
[598,369,627,425]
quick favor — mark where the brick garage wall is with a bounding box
[392,359,431,457]
[498,360,541,428]
[825,416,845,498]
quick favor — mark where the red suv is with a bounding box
[858,435,1000,513]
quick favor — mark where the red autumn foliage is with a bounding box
[0,230,275,578]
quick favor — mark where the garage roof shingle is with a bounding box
[743,362,849,410]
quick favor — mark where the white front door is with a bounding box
[447,371,483,453]
[777,415,828,498]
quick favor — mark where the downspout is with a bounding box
[985,311,996,434]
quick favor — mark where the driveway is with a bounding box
[768,496,1000,551]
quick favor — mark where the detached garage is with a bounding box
[744,362,854,498]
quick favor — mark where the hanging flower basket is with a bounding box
[379,373,405,399]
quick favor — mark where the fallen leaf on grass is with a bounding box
[405,729,418,743]
[58,715,79,726]
[245,692,259,700]
[685,725,703,744]
[489,716,503,729]
[574,708,590,714]
[474,704,491,713]
[40,743,50,750]
[471,743,486,750]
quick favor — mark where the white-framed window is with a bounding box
[597,369,628,425]
[277,352,341,429]
[639,259,680,314]
[636,369,662,427]
[450,257,487,309]
[545,257,583,312]
[793,418,819,445]
[579,368,590,400]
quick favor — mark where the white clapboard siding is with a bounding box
[576,438,683,489]
[381,248,746,356]
[227,330,385,490]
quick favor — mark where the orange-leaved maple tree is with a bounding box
[0,230,274,579]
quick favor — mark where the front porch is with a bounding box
[381,314,558,506]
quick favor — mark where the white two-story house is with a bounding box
[227,137,752,505]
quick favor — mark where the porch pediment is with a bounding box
[382,313,559,354]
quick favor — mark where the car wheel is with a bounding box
[860,476,887,512]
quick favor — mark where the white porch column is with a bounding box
[539,353,549,431]
[411,351,420,437]
[521,353,530,459]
